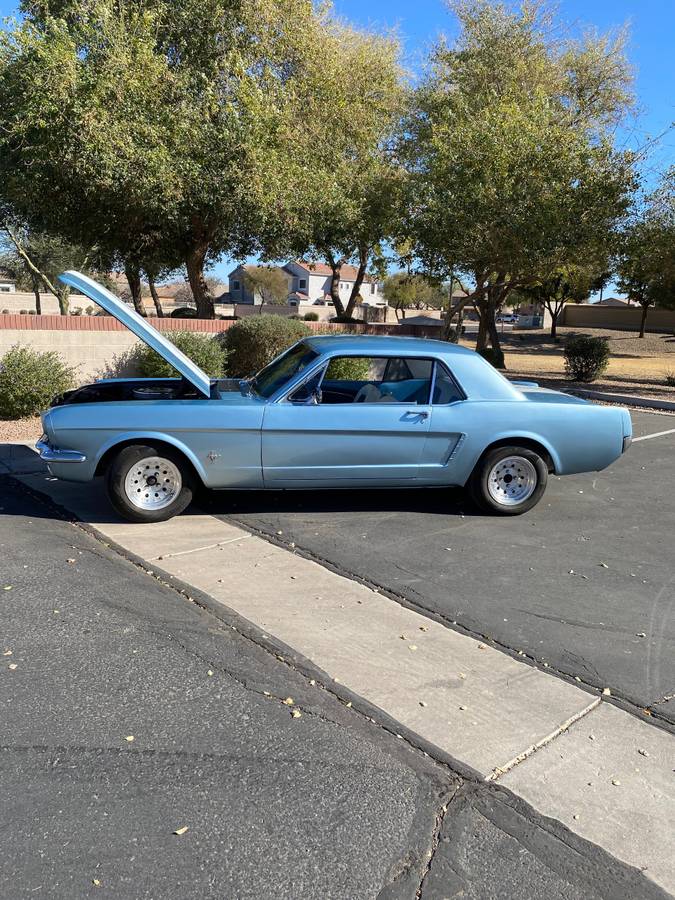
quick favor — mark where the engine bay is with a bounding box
[51,378,206,407]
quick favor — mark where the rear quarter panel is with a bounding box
[431,398,627,485]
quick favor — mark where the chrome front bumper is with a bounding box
[36,438,86,464]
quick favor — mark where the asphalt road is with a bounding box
[1,476,667,900]
[206,410,675,727]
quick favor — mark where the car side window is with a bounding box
[432,362,464,405]
[320,356,433,405]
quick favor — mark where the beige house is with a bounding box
[228,260,383,307]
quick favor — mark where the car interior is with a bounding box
[293,357,464,405]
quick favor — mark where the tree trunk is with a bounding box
[345,252,368,320]
[476,304,489,351]
[147,276,164,317]
[486,308,505,367]
[32,275,42,315]
[639,302,649,338]
[125,264,146,317]
[185,244,215,319]
[547,302,558,339]
[56,287,70,316]
[326,256,346,319]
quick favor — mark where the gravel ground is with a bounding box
[0,417,42,443]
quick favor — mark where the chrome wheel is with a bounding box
[124,456,182,511]
[487,455,538,507]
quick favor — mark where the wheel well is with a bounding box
[479,438,555,473]
[94,439,204,485]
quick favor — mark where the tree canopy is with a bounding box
[0,0,352,317]
[617,168,675,336]
[404,0,637,365]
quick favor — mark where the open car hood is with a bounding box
[59,271,212,398]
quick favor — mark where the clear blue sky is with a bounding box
[2,0,673,286]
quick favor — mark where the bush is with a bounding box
[664,369,675,387]
[85,305,94,316]
[136,332,227,379]
[171,306,197,319]
[564,335,610,382]
[224,315,311,377]
[303,311,319,321]
[325,356,371,381]
[19,309,28,315]
[71,307,83,316]
[0,345,75,418]
[1,309,9,314]
[28,309,37,315]
[478,347,506,370]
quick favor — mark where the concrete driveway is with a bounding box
[204,409,675,725]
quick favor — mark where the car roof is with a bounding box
[303,334,475,357]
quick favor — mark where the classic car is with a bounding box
[37,271,633,524]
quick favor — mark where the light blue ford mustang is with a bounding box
[37,272,633,523]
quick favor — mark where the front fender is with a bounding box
[94,431,210,484]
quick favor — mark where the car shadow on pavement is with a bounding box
[197,483,481,518]
[1,442,484,523]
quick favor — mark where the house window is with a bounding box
[370,282,376,295]
[299,278,307,289]
[232,280,240,290]
[0,285,10,293]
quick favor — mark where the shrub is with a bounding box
[85,305,94,316]
[0,345,75,418]
[478,347,506,370]
[325,356,371,381]
[19,309,28,315]
[135,331,227,379]
[28,309,37,315]
[1,309,9,314]
[71,307,83,316]
[225,315,310,377]
[664,369,675,387]
[303,311,319,321]
[564,335,610,382]
[171,306,197,319]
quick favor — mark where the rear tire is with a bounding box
[106,444,195,523]
[469,445,547,515]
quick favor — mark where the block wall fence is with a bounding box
[0,314,443,383]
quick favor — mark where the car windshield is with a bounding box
[252,343,319,399]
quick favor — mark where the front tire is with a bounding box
[106,444,195,523]
[469,445,548,515]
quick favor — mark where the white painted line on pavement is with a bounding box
[633,428,675,442]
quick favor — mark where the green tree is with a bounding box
[521,268,594,339]
[383,273,437,320]
[405,0,636,366]
[243,266,290,312]
[0,222,92,314]
[0,0,337,319]
[264,22,405,321]
[617,170,675,337]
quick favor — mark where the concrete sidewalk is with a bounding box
[3,444,674,896]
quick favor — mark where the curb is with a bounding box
[566,388,675,412]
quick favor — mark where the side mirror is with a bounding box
[291,383,322,405]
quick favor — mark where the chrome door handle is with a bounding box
[406,410,429,420]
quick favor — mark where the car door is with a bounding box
[261,356,433,485]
